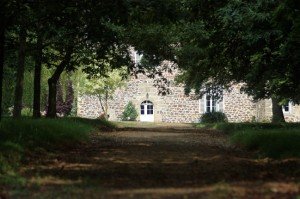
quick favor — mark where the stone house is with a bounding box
[77,52,300,123]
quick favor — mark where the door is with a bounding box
[140,100,154,122]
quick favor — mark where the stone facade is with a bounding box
[77,95,102,118]
[77,72,300,123]
[222,84,257,122]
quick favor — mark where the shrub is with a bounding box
[200,112,227,123]
[21,108,32,117]
[121,101,138,121]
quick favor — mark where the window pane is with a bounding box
[206,107,210,112]
[206,101,210,107]
[212,106,216,112]
[212,100,216,107]
[141,110,144,115]
[283,104,289,112]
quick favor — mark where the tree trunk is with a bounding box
[13,24,27,118]
[64,78,74,116]
[46,46,73,118]
[33,32,43,118]
[271,97,285,123]
[105,90,109,119]
[56,80,64,116]
[47,78,58,118]
[0,25,4,121]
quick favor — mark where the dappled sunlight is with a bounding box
[28,175,82,186]
[107,182,299,198]
[15,128,300,198]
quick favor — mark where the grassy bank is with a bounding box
[0,117,115,185]
[197,122,300,158]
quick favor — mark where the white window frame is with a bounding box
[203,94,220,113]
[282,102,292,114]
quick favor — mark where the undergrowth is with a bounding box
[0,117,115,186]
[196,122,300,158]
[231,129,300,158]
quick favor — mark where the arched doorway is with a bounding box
[140,100,154,122]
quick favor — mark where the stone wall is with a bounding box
[222,84,257,122]
[106,74,200,123]
[77,64,300,123]
[77,95,102,118]
[288,104,300,122]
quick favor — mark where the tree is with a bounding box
[56,77,74,116]
[46,44,74,118]
[121,101,138,121]
[44,0,133,118]
[128,0,300,123]
[0,15,4,120]
[1,0,19,119]
[31,0,47,118]
[13,2,28,118]
[80,68,126,118]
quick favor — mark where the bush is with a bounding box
[200,112,227,123]
[21,108,32,117]
[121,101,138,121]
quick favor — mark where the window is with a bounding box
[204,95,221,113]
[147,104,153,114]
[141,105,145,115]
[282,102,291,114]
[141,100,154,115]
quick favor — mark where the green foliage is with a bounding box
[79,68,126,116]
[200,112,227,123]
[231,129,300,158]
[129,0,300,104]
[121,101,138,121]
[80,68,126,98]
[21,108,32,117]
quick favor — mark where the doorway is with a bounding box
[140,100,154,122]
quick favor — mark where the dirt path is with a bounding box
[9,124,300,198]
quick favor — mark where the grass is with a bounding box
[0,117,115,186]
[196,122,300,158]
[196,122,300,134]
[231,129,300,158]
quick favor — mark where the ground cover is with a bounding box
[0,117,112,188]
[197,122,300,158]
